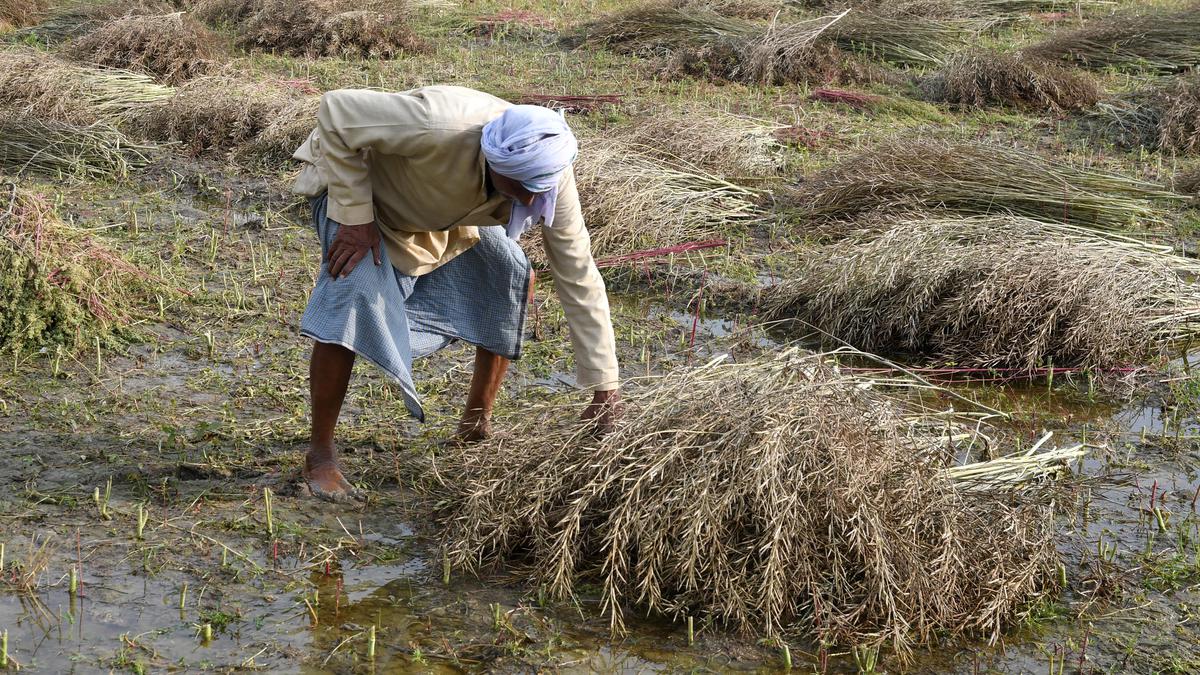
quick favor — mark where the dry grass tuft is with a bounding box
[0,0,50,29]
[0,49,175,125]
[787,138,1178,230]
[615,105,786,178]
[766,216,1200,370]
[1083,75,1200,155]
[136,75,296,155]
[573,135,763,256]
[0,117,154,180]
[432,348,1062,654]
[1023,5,1200,72]
[67,12,220,84]
[922,49,1102,111]
[0,181,168,354]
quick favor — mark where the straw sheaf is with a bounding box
[922,49,1102,111]
[1083,75,1200,155]
[431,348,1062,655]
[766,216,1200,370]
[787,138,1179,230]
[67,12,221,85]
[1023,5,1200,73]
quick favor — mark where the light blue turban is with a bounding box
[481,105,578,240]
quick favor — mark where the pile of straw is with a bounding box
[571,6,880,85]
[1083,75,1200,155]
[1178,166,1200,197]
[136,75,296,155]
[0,0,49,29]
[825,10,972,66]
[766,216,1200,370]
[0,181,163,354]
[66,12,220,84]
[190,0,425,58]
[0,117,153,180]
[670,0,787,19]
[0,49,174,125]
[616,105,785,177]
[238,96,320,163]
[922,49,1101,111]
[433,348,1063,654]
[787,139,1177,231]
[15,0,172,44]
[1024,5,1200,73]
[573,135,762,256]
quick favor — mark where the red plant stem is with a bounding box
[596,239,726,268]
[689,272,707,361]
[1150,480,1157,511]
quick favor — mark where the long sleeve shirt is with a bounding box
[290,85,619,390]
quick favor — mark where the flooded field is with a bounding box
[4,0,1200,671]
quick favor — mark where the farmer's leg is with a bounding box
[304,341,358,498]
[456,269,535,442]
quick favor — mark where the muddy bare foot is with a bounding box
[454,415,493,445]
[303,450,364,503]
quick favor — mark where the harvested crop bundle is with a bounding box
[573,135,762,256]
[824,10,972,66]
[670,0,787,19]
[766,216,1200,370]
[0,181,164,354]
[0,49,174,125]
[1083,75,1200,155]
[433,348,1067,654]
[1178,166,1200,197]
[239,95,320,163]
[922,49,1101,111]
[570,6,876,85]
[788,139,1178,230]
[235,0,425,59]
[137,75,296,154]
[0,0,49,29]
[617,104,785,177]
[1024,5,1200,73]
[20,0,174,46]
[67,12,220,84]
[0,117,153,180]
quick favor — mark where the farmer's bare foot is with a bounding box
[582,389,622,437]
[455,413,493,444]
[303,447,362,502]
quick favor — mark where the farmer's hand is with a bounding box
[328,221,382,278]
[582,389,622,436]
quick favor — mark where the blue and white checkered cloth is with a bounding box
[300,194,531,421]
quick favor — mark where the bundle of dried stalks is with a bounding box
[233,0,425,59]
[0,49,175,125]
[788,139,1178,230]
[0,181,165,354]
[0,0,49,28]
[616,105,785,177]
[239,95,320,162]
[432,347,1063,654]
[1178,166,1200,197]
[799,0,1109,19]
[571,6,867,85]
[1083,75,1200,155]
[825,10,973,66]
[0,117,153,180]
[573,135,762,256]
[766,216,1200,370]
[1024,6,1200,72]
[670,0,787,19]
[922,49,1101,111]
[137,75,296,154]
[67,12,220,84]
[20,0,173,45]
[187,0,258,25]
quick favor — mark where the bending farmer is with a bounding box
[291,86,621,501]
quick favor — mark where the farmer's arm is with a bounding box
[315,89,432,227]
[541,168,620,395]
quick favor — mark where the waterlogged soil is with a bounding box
[4,173,1200,673]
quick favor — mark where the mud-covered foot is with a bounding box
[303,449,364,503]
[454,414,493,445]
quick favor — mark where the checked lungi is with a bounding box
[299,193,531,421]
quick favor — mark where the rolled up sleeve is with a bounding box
[541,168,620,390]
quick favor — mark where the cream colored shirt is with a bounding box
[291,85,618,390]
